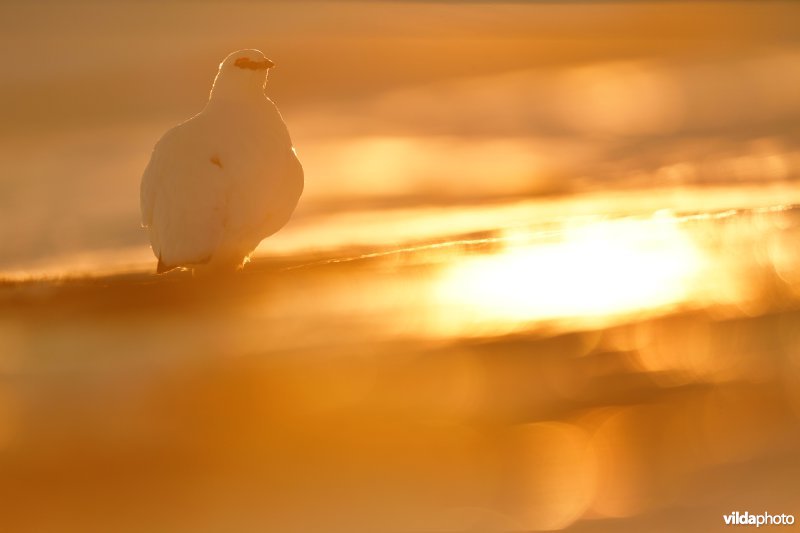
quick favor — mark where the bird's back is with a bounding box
[141,99,303,272]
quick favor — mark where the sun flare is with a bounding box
[436,217,704,329]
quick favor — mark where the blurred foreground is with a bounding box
[2,197,800,532]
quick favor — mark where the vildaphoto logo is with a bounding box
[723,512,795,527]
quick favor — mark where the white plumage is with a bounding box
[140,49,303,274]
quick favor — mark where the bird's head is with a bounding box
[210,49,275,101]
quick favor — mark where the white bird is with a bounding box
[140,49,304,274]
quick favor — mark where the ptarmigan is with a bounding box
[140,49,303,274]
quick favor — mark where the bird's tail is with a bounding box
[156,255,175,274]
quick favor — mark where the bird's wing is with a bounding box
[252,100,305,233]
[140,128,229,268]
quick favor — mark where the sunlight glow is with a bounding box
[436,218,703,328]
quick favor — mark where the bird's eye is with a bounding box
[234,57,252,69]
[234,57,258,70]
[234,57,269,70]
